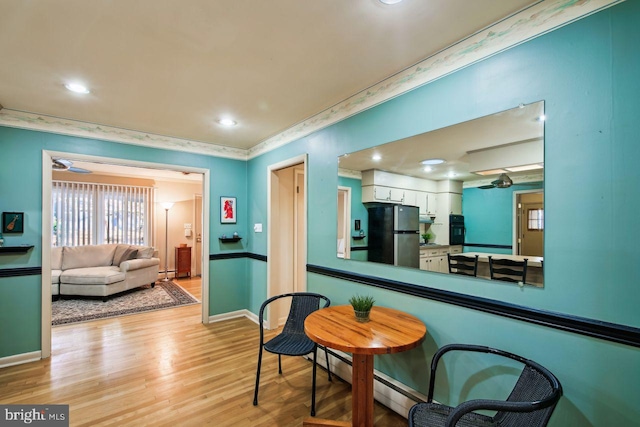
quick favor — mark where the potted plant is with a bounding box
[421,232,433,244]
[349,294,375,322]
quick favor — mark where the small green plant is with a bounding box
[349,294,375,312]
[421,232,432,243]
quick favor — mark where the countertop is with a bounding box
[462,252,543,268]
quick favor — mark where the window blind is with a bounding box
[52,181,155,247]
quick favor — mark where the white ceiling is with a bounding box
[338,101,544,182]
[0,0,537,152]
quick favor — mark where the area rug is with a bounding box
[52,281,199,326]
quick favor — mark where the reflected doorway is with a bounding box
[516,191,544,257]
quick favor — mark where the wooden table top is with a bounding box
[304,305,426,355]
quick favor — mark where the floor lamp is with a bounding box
[161,202,174,282]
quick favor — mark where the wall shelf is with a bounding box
[352,235,366,240]
[219,237,242,243]
[0,245,34,254]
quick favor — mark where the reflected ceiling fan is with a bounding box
[52,158,92,174]
[479,173,513,189]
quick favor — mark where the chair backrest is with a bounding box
[258,292,330,340]
[282,293,330,335]
[427,344,562,427]
[489,256,528,284]
[496,359,562,426]
[447,254,479,277]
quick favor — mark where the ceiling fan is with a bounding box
[52,158,92,174]
[479,173,513,189]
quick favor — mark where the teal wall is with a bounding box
[0,127,248,356]
[246,2,639,425]
[463,182,542,254]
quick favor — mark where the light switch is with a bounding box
[254,223,263,233]
[184,223,192,229]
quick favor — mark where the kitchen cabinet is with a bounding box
[420,246,449,273]
[426,192,437,215]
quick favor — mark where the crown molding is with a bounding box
[247,0,622,159]
[0,0,622,160]
[0,109,248,161]
[338,168,362,180]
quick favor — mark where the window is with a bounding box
[527,208,544,231]
[52,181,155,247]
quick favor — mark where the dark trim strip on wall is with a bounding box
[0,267,42,278]
[464,243,513,249]
[351,246,368,252]
[307,264,640,348]
[209,252,267,262]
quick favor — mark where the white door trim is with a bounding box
[266,154,307,329]
[512,188,543,255]
[338,186,352,259]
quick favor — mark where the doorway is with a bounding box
[266,155,307,329]
[337,186,351,259]
[41,150,210,358]
[514,190,544,257]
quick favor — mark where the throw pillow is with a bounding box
[114,248,138,266]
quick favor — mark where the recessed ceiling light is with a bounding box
[217,118,237,127]
[379,0,403,4]
[420,158,445,165]
[65,83,90,94]
[372,154,382,161]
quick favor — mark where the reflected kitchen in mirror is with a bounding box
[337,101,545,287]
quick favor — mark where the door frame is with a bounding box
[266,154,307,329]
[337,186,351,259]
[512,188,543,255]
[41,150,210,358]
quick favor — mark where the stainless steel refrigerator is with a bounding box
[367,205,419,268]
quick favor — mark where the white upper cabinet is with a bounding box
[361,170,460,218]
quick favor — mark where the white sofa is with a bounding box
[51,244,160,301]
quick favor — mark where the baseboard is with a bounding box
[0,351,42,368]
[208,309,258,324]
[311,349,425,419]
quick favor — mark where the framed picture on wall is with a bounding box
[2,212,24,233]
[220,197,236,224]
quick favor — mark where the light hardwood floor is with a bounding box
[0,278,408,426]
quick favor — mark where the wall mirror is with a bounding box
[337,101,545,287]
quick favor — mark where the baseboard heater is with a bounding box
[308,348,426,418]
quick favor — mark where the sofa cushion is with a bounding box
[131,245,155,259]
[114,248,138,266]
[51,247,63,270]
[61,244,117,270]
[60,266,125,285]
[52,269,62,285]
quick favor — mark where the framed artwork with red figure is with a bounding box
[220,197,236,224]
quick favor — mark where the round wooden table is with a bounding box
[303,305,426,427]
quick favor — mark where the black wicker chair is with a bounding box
[488,257,528,284]
[448,254,479,277]
[252,292,332,416]
[408,344,562,427]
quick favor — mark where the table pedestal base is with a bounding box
[302,354,375,427]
